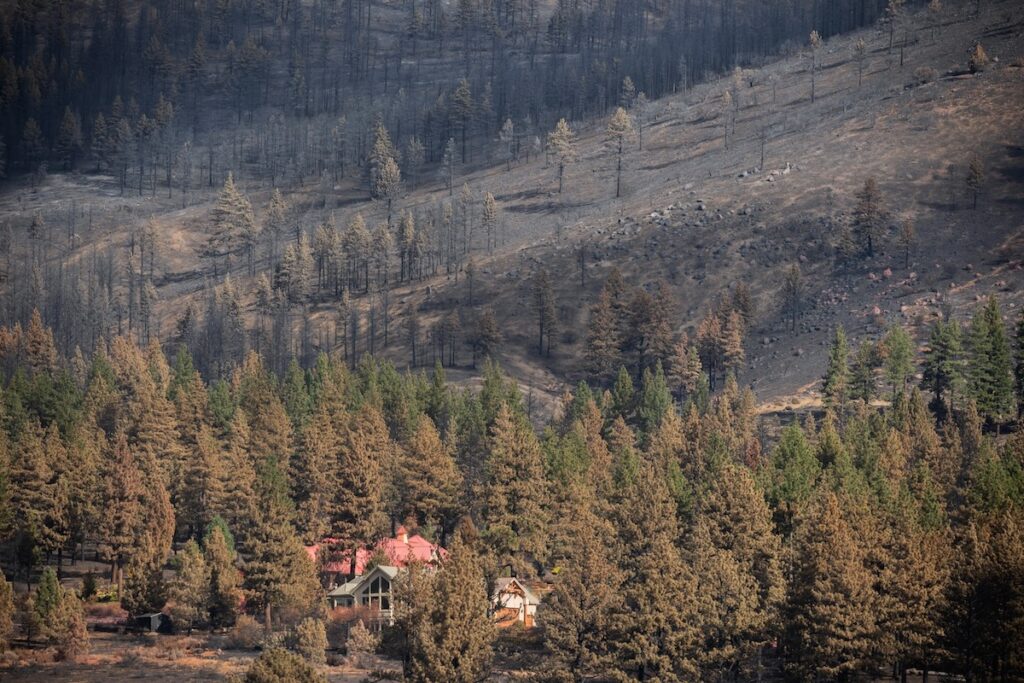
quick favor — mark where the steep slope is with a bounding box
[1,0,1022,416]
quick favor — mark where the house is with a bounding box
[306,526,446,587]
[491,577,542,629]
[326,565,400,625]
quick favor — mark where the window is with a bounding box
[362,574,392,611]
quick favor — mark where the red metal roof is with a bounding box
[305,530,447,575]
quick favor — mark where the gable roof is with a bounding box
[327,565,399,598]
[492,577,541,606]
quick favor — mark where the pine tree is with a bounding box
[481,402,550,575]
[781,263,804,331]
[220,412,258,539]
[690,463,785,680]
[481,192,499,252]
[264,189,289,268]
[0,571,12,652]
[243,500,321,633]
[968,297,1016,424]
[636,362,672,441]
[547,118,576,194]
[922,318,965,415]
[293,407,336,544]
[98,432,144,597]
[207,172,256,271]
[853,177,884,257]
[767,423,820,536]
[1014,313,1024,418]
[808,30,822,102]
[854,37,867,87]
[612,465,700,680]
[56,107,82,170]
[883,325,915,397]
[294,617,328,665]
[543,485,623,682]
[168,539,211,633]
[532,268,557,357]
[823,326,850,415]
[400,415,462,531]
[605,107,635,198]
[783,491,878,680]
[52,586,88,661]
[408,532,494,683]
[471,308,502,365]
[376,156,402,224]
[440,137,457,196]
[331,404,389,562]
[11,420,67,578]
[850,339,879,403]
[204,521,242,628]
[897,216,915,268]
[585,287,621,383]
[183,423,227,537]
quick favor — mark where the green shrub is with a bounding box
[242,648,325,683]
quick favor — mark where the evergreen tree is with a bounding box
[243,500,321,633]
[408,532,494,683]
[0,571,12,652]
[207,172,256,272]
[480,402,550,575]
[1015,313,1024,418]
[547,118,576,194]
[532,268,557,357]
[56,107,82,170]
[10,420,67,574]
[605,107,635,198]
[332,404,389,566]
[853,177,884,257]
[767,423,820,536]
[543,485,623,682]
[781,264,804,331]
[922,318,965,415]
[823,326,850,415]
[401,415,462,531]
[243,648,326,683]
[883,325,914,397]
[689,463,785,679]
[205,520,243,628]
[612,465,700,680]
[968,297,1016,424]
[965,155,984,209]
[783,492,878,680]
[293,407,336,544]
[585,287,621,383]
[636,362,671,441]
[850,339,879,403]
[168,539,211,633]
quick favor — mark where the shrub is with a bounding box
[225,614,264,650]
[81,572,97,601]
[346,619,379,655]
[291,617,327,666]
[914,66,938,84]
[243,648,325,683]
[53,591,89,662]
[969,43,989,73]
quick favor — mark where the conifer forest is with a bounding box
[0,0,1023,680]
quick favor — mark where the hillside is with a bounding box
[1,0,1022,415]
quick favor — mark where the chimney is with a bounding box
[396,525,409,544]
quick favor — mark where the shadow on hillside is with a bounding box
[997,145,1024,183]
